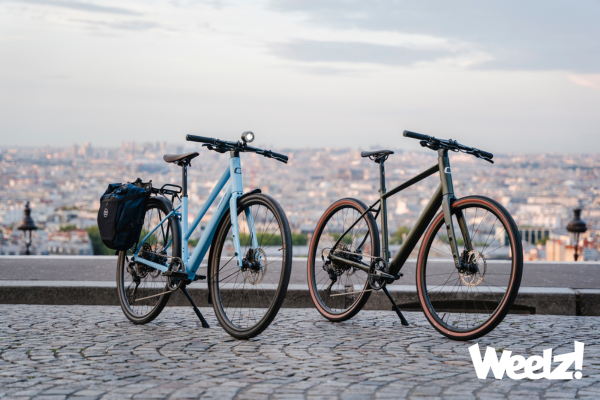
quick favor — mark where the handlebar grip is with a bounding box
[479,150,494,159]
[403,130,430,141]
[271,151,289,163]
[186,134,215,143]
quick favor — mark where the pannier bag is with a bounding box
[97,182,150,251]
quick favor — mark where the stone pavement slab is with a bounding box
[0,305,599,399]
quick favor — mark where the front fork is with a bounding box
[441,194,473,269]
[228,155,259,268]
[439,149,473,270]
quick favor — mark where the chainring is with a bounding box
[368,259,387,290]
[166,257,185,291]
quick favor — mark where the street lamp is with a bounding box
[17,201,38,255]
[566,208,587,262]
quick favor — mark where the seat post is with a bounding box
[182,163,188,262]
[182,164,187,198]
[378,159,390,263]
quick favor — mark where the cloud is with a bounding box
[569,74,600,91]
[271,40,449,66]
[14,0,142,16]
[72,19,161,31]
[270,0,600,73]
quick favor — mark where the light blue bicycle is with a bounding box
[116,132,293,338]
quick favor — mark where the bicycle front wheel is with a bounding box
[417,196,523,340]
[209,193,292,339]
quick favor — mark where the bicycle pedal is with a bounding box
[162,271,189,280]
[194,274,206,281]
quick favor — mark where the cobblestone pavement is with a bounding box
[0,305,599,399]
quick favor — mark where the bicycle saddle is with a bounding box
[163,152,199,166]
[361,149,394,162]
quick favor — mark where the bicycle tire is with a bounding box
[307,198,380,322]
[209,193,292,339]
[117,197,181,324]
[417,196,523,340]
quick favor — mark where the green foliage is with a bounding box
[85,226,113,255]
[291,233,308,246]
[60,224,78,232]
[188,238,200,247]
[390,226,411,244]
[330,232,353,245]
[535,236,549,245]
[239,232,283,246]
[438,234,466,247]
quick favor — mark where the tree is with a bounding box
[390,226,411,244]
[291,233,308,246]
[60,224,77,231]
[85,226,113,255]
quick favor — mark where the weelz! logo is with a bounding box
[469,341,584,380]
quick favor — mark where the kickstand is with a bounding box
[382,286,409,326]
[180,285,210,328]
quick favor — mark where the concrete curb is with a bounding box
[0,281,591,316]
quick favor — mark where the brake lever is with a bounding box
[420,140,440,151]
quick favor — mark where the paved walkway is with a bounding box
[0,306,599,399]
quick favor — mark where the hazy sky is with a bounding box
[1,0,599,153]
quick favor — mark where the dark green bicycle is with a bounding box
[308,130,523,341]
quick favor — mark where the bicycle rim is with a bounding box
[118,200,175,321]
[308,198,379,319]
[418,197,522,339]
[211,194,291,337]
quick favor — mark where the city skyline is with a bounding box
[1,140,599,261]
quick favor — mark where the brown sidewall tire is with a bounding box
[307,198,380,322]
[416,196,523,341]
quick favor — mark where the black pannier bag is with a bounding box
[97,181,150,251]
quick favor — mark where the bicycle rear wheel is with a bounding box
[307,198,380,322]
[209,193,292,339]
[417,196,523,340]
[117,197,180,324]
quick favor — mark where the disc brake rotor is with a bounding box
[245,248,267,285]
[460,250,487,287]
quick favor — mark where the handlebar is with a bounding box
[403,130,494,163]
[186,134,289,163]
[186,135,214,144]
[403,130,431,141]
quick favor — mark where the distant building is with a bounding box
[496,225,551,246]
[546,233,600,261]
[46,229,93,255]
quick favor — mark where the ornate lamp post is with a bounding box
[566,208,587,261]
[17,202,38,255]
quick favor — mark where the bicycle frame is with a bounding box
[133,152,256,280]
[330,148,473,277]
